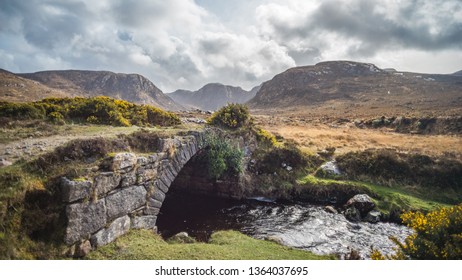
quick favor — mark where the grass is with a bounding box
[255,118,462,159]
[296,174,451,216]
[87,230,333,260]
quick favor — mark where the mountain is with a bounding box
[247,61,462,118]
[17,70,182,111]
[168,83,260,111]
[453,70,462,76]
[0,69,70,102]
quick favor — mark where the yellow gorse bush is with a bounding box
[372,204,462,259]
[0,97,181,127]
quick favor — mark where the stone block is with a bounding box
[61,177,91,203]
[64,200,106,245]
[120,171,137,188]
[137,156,148,166]
[93,172,121,196]
[91,215,130,247]
[106,185,147,220]
[112,152,137,171]
[131,215,157,229]
[136,167,157,184]
[147,198,163,209]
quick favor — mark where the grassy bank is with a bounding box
[87,230,333,260]
[295,175,451,219]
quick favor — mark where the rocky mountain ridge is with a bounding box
[168,83,260,111]
[247,61,462,117]
[0,69,182,111]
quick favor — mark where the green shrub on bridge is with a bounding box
[200,133,244,180]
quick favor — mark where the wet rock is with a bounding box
[320,160,341,175]
[365,210,381,223]
[61,177,92,203]
[64,200,107,245]
[324,205,338,214]
[91,215,130,247]
[344,206,361,222]
[345,194,375,216]
[265,236,284,245]
[105,185,147,220]
[111,153,137,171]
[131,215,157,229]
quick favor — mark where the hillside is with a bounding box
[0,69,69,102]
[16,70,182,111]
[168,83,260,111]
[247,61,462,118]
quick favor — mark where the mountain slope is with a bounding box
[247,61,462,117]
[168,83,259,111]
[18,70,182,111]
[0,69,69,102]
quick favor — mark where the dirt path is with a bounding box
[0,126,147,164]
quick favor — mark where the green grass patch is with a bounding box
[87,230,333,260]
[295,175,451,217]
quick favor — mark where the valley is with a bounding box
[0,60,461,260]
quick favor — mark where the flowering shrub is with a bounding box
[372,204,462,259]
[208,103,250,129]
[0,97,180,127]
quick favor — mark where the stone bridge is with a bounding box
[61,130,221,256]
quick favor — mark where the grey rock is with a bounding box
[61,177,92,203]
[0,158,13,167]
[106,185,147,220]
[74,240,92,258]
[345,194,375,216]
[365,210,381,223]
[112,153,137,171]
[147,198,163,209]
[91,215,130,247]
[344,206,361,222]
[120,171,137,188]
[320,160,342,175]
[137,156,148,166]
[93,172,121,196]
[150,187,166,203]
[144,207,160,216]
[136,167,157,184]
[131,215,157,229]
[64,200,106,245]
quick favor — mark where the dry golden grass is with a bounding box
[255,115,462,158]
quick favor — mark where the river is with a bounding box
[156,192,412,259]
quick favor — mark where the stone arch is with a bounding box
[61,131,207,254]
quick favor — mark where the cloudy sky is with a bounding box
[1,0,461,92]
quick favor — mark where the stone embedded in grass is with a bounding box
[131,215,157,229]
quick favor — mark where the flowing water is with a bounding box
[156,192,412,259]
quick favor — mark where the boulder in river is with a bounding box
[344,194,375,216]
[364,210,381,223]
[344,206,361,222]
